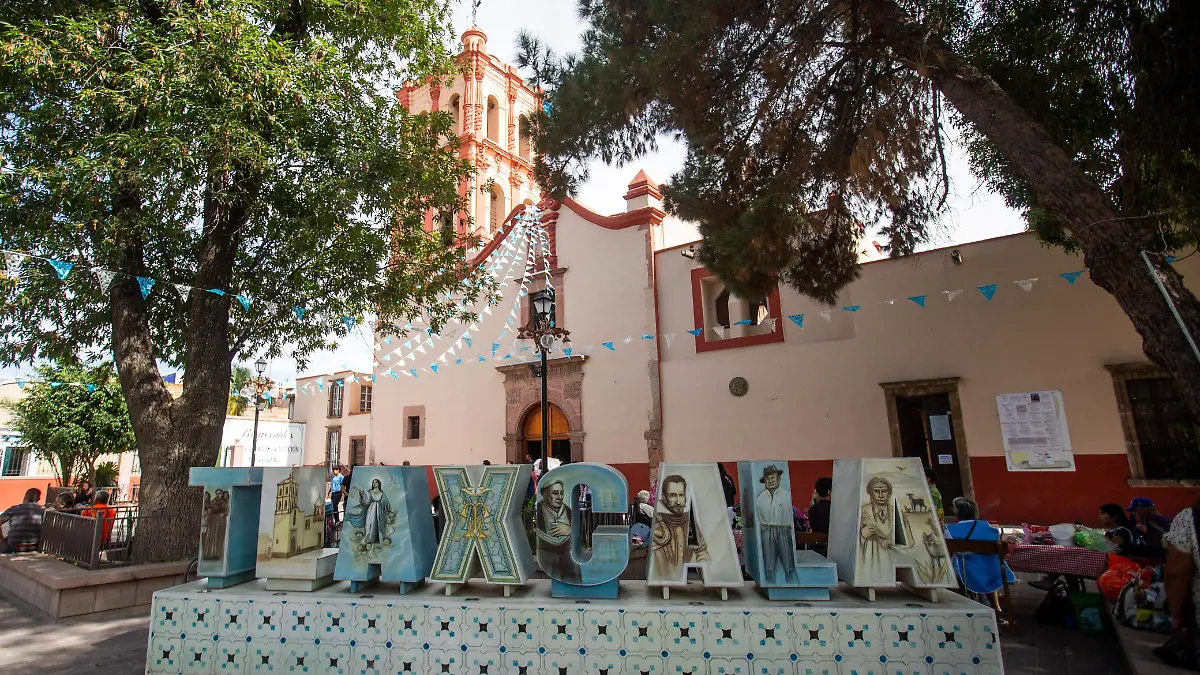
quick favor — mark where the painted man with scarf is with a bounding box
[651,474,709,580]
[536,480,581,583]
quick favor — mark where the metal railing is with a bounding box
[40,505,193,570]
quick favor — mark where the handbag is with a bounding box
[1154,507,1200,670]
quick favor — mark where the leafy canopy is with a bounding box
[6,364,136,487]
[0,0,494,370]
[519,0,1196,303]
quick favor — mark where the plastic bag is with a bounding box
[1098,554,1144,601]
[1076,528,1113,551]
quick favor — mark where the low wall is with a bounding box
[0,553,189,619]
[146,578,1003,674]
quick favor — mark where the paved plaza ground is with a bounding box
[0,575,1131,675]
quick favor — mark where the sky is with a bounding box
[2,0,1027,386]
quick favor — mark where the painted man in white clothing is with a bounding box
[754,465,799,584]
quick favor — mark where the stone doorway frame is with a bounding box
[879,376,975,501]
[498,356,587,463]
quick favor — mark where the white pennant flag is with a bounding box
[881,299,896,305]
[764,317,777,331]
[92,268,117,291]
[4,251,24,279]
[818,310,833,322]
[944,289,964,302]
[711,327,726,339]
[664,333,675,349]
[173,283,191,301]
[483,305,492,315]
[1015,278,1038,292]
[623,336,634,344]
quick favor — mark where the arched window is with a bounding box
[714,289,731,329]
[486,95,500,143]
[518,116,531,160]
[449,94,460,133]
[489,183,505,233]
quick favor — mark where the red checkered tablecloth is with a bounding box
[1004,544,1109,579]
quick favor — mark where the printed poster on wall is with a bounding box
[996,390,1075,471]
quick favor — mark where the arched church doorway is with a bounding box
[522,403,572,465]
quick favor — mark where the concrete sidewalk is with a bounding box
[0,594,148,675]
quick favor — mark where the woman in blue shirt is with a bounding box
[945,497,1015,609]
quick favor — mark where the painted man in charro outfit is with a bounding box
[651,474,709,580]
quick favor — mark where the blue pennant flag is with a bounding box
[404,322,413,330]
[1167,255,1178,263]
[507,316,515,326]
[642,334,654,340]
[464,336,473,348]
[455,358,463,364]
[370,375,377,383]
[136,276,155,299]
[86,384,96,393]
[1060,271,1084,285]
[15,380,26,390]
[293,306,306,320]
[426,327,435,335]
[787,314,804,328]
[430,364,439,373]
[842,305,860,312]
[236,295,252,311]
[564,347,573,358]
[409,369,418,378]
[207,288,225,296]
[733,319,753,326]
[50,381,63,388]
[908,295,927,308]
[48,259,74,280]
[384,337,392,345]
[491,343,500,355]
[519,289,528,297]
[424,337,434,348]
[978,284,998,301]
[602,341,615,350]
[343,316,355,331]
[317,382,324,391]
[504,353,512,359]
[404,340,413,349]
[687,328,703,337]
[478,355,486,362]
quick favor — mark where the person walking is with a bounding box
[329,466,344,522]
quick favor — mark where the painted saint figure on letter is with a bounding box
[347,478,393,546]
[202,489,230,560]
[650,474,709,579]
[859,476,910,581]
[536,480,581,583]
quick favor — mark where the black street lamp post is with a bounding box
[249,357,274,467]
[518,289,569,475]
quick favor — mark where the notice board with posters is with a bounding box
[996,390,1076,471]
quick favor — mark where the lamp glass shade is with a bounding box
[254,357,268,374]
[531,290,553,316]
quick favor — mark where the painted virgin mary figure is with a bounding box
[347,478,391,545]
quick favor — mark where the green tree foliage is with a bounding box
[7,364,136,489]
[228,364,251,416]
[519,0,1200,420]
[0,0,491,558]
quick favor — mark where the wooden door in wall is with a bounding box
[350,438,366,468]
[895,394,965,506]
[522,404,572,464]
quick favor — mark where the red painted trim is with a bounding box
[689,267,785,353]
[623,181,663,201]
[554,197,665,230]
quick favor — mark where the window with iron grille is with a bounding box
[1126,376,1200,480]
[360,385,373,413]
[326,428,341,467]
[408,416,421,441]
[1,447,30,477]
[328,381,343,417]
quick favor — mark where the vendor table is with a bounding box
[1004,543,1109,579]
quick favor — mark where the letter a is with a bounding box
[431,464,535,592]
[647,462,744,595]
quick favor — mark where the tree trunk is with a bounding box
[865,0,1200,423]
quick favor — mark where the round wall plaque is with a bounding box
[729,377,749,397]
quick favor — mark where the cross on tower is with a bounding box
[471,0,482,25]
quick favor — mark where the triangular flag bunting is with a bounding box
[424,337,434,348]
[136,276,155,299]
[818,310,832,322]
[236,295,252,311]
[764,318,777,331]
[641,334,654,340]
[293,306,306,320]
[623,336,634,344]
[1060,271,1084,285]
[91,268,117,291]
[174,284,192,301]
[944,289,963,302]
[908,295,927,308]
[15,380,25,390]
[478,355,487,362]
[1166,255,1177,263]
[564,347,573,358]
[882,299,896,305]
[48,259,74,280]
[409,369,418,378]
[687,328,703,337]
[207,288,225,296]
[842,305,860,312]
[50,381,63,388]
[464,336,473,348]
[978,284,998,301]
[1015,278,1038,292]
[343,316,356,330]
[664,333,675,348]
[430,364,438,373]
[404,340,413,350]
[86,384,96,393]
[4,251,24,279]
[455,358,463,364]
[734,318,754,325]
[787,314,804,328]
